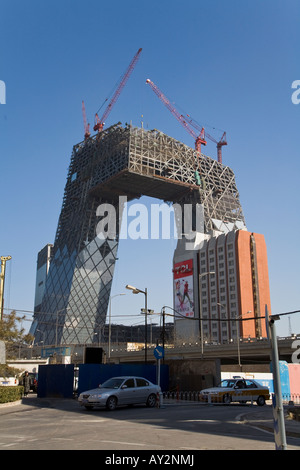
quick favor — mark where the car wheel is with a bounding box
[146,393,157,408]
[256,395,265,406]
[106,396,117,411]
[223,394,231,405]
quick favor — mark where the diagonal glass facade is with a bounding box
[31,237,118,346]
[30,125,126,346]
[30,123,245,347]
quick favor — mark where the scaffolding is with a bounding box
[31,124,245,346]
[56,124,245,248]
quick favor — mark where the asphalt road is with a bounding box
[0,396,299,452]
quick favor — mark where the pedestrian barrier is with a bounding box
[282,393,300,405]
[163,390,201,401]
[163,390,300,405]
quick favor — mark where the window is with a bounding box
[123,378,135,388]
[136,378,149,387]
[245,380,257,389]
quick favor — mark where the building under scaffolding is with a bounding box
[30,123,245,346]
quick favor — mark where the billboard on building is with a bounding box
[173,259,194,318]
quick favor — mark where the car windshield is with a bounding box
[100,378,125,389]
[218,380,236,388]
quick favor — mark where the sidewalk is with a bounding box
[240,406,300,439]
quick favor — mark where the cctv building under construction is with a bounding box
[30,123,271,347]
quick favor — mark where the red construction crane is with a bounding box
[146,78,227,163]
[94,48,142,132]
[146,79,206,155]
[82,100,90,140]
[184,115,227,164]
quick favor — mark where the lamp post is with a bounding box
[217,302,251,371]
[126,285,148,363]
[198,271,215,356]
[235,310,251,371]
[217,302,229,344]
[108,293,125,361]
[0,256,11,321]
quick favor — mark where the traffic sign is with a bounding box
[153,345,164,360]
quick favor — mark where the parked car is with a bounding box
[0,376,18,386]
[199,377,270,406]
[78,376,160,410]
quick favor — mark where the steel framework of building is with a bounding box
[31,124,245,346]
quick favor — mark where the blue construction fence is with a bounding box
[38,364,75,398]
[77,363,169,395]
[37,363,169,398]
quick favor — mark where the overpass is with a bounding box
[108,336,298,366]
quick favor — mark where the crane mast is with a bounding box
[184,114,227,164]
[82,100,90,140]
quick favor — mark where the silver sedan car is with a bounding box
[78,376,160,410]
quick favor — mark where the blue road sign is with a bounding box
[153,345,164,360]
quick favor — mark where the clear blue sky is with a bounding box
[0,0,299,337]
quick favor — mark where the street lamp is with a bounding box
[218,302,251,371]
[235,310,251,371]
[198,271,215,356]
[108,293,126,361]
[126,284,148,363]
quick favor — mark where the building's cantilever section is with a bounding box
[30,124,251,347]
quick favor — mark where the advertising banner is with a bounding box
[173,259,194,318]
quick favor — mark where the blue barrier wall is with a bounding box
[255,361,292,396]
[38,364,74,398]
[77,363,169,395]
[270,361,291,397]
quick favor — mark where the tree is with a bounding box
[0,310,34,359]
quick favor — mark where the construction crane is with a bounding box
[0,255,11,321]
[146,78,227,163]
[184,114,227,164]
[93,48,142,133]
[82,100,90,140]
[146,79,206,155]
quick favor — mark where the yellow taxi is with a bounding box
[199,377,270,405]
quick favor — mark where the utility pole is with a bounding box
[0,256,11,321]
[266,305,287,450]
